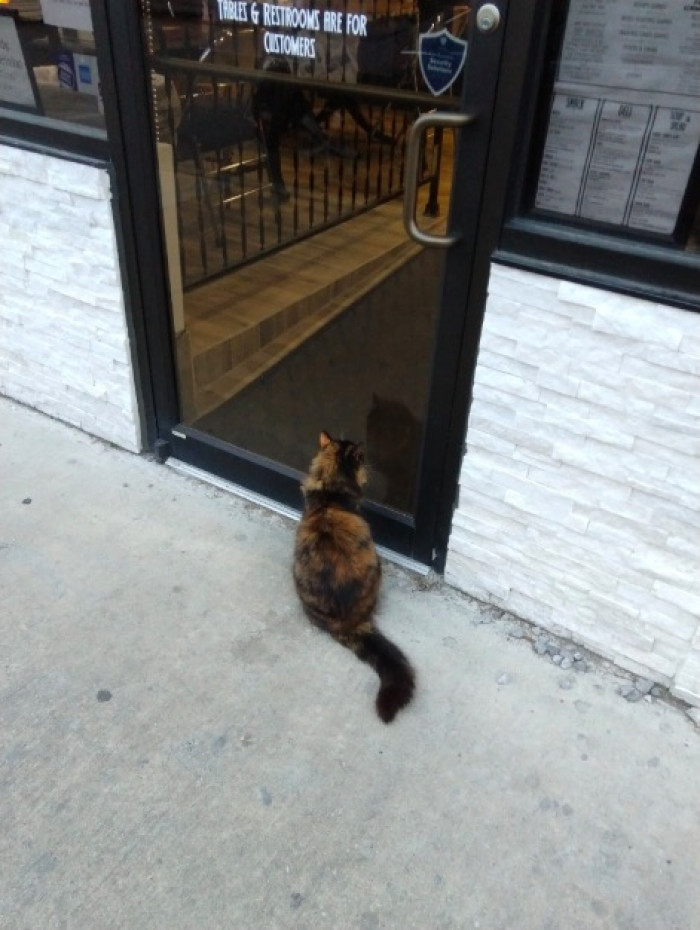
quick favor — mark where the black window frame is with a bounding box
[495,0,700,315]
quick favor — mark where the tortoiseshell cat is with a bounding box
[293,431,415,723]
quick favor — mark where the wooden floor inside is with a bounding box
[174,134,454,423]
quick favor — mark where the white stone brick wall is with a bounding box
[445,264,700,706]
[0,144,141,451]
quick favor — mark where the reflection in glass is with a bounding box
[141,0,467,512]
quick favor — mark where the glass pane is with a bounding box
[530,0,700,252]
[141,0,469,512]
[0,1,105,136]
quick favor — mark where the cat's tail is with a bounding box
[349,628,415,723]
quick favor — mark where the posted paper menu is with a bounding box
[535,0,700,235]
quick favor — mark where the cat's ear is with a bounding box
[319,430,332,449]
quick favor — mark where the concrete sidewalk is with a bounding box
[1,397,699,930]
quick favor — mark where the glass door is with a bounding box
[134,0,510,564]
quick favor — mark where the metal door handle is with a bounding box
[403,111,474,248]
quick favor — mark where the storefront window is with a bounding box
[0,1,106,137]
[523,0,700,259]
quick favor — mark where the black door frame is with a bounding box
[415,0,550,567]
[94,0,541,569]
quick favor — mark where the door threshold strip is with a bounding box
[166,459,431,576]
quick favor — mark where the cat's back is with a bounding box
[296,503,377,566]
[294,503,381,627]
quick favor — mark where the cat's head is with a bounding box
[305,430,368,491]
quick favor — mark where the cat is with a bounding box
[366,393,423,511]
[293,430,415,723]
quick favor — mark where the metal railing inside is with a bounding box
[147,6,456,289]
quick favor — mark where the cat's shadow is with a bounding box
[366,393,423,513]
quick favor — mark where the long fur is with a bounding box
[293,431,415,723]
[352,629,415,723]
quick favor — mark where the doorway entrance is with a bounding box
[132,0,509,566]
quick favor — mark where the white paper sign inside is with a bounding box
[40,0,93,33]
[0,15,38,108]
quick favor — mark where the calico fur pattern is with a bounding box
[293,431,415,723]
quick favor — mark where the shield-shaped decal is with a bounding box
[418,29,468,97]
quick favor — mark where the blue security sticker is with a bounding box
[418,29,467,97]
